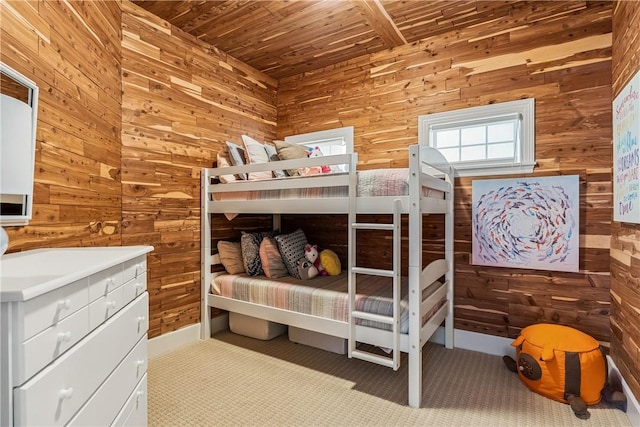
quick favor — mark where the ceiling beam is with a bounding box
[351,0,407,48]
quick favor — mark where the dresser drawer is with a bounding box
[123,255,146,282]
[123,272,146,307]
[20,278,88,340]
[13,292,149,427]
[112,374,147,427]
[17,304,90,385]
[89,283,125,330]
[89,263,124,303]
[67,335,147,427]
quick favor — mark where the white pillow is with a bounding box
[241,135,272,180]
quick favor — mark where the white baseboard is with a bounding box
[607,356,640,426]
[428,326,516,358]
[455,328,516,358]
[148,324,201,358]
[148,315,229,358]
[153,323,514,359]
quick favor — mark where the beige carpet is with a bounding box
[148,330,631,427]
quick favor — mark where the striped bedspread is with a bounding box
[212,273,446,334]
[215,168,411,200]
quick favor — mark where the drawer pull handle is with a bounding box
[57,299,71,311]
[136,359,146,375]
[137,316,146,323]
[106,301,118,309]
[135,282,144,290]
[135,263,143,275]
[59,387,74,399]
[57,331,72,343]
[106,278,116,288]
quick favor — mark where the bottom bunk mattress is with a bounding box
[211,272,446,334]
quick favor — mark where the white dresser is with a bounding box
[0,245,154,427]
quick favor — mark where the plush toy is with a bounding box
[304,244,328,276]
[307,146,331,174]
[297,258,318,280]
[319,249,341,276]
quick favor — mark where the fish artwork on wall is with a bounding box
[472,175,579,272]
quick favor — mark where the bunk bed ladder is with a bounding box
[348,199,402,370]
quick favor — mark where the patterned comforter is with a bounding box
[214,168,410,200]
[212,272,446,334]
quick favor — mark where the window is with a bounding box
[285,125,353,155]
[285,126,353,172]
[418,99,535,177]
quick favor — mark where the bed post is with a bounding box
[407,145,422,408]
[201,169,212,340]
[347,151,358,358]
[444,164,455,349]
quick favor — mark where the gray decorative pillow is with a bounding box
[225,141,248,180]
[274,229,308,279]
[241,230,277,276]
[264,144,286,178]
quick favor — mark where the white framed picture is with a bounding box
[472,175,580,272]
[613,70,640,223]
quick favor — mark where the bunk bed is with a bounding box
[200,128,455,408]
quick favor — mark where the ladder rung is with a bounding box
[351,222,394,231]
[351,349,394,368]
[352,266,394,277]
[352,310,394,324]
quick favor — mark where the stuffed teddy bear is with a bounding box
[304,244,328,276]
[297,258,318,280]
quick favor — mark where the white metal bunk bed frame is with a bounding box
[200,142,454,408]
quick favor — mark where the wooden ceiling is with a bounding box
[132,0,592,80]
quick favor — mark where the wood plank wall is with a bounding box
[610,0,640,403]
[120,1,277,337]
[1,1,123,248]
[277,2,614,344]
[4,3,633,379]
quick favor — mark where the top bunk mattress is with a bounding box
[213,168,444,201]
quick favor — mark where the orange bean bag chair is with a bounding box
[511,324,607,406]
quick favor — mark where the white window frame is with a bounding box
[418,99,535,177]
[285,125,354,154]
[284,126,354,173]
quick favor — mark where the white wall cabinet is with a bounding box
[0,246,154,426]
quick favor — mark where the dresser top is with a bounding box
[0,246,153,302]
